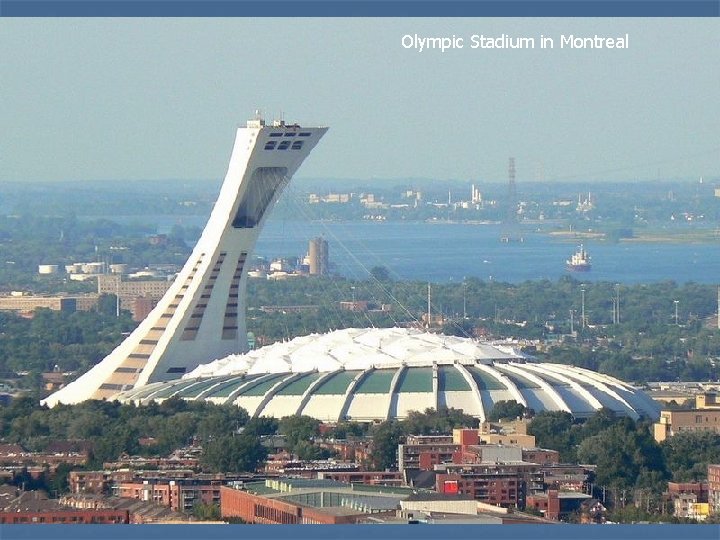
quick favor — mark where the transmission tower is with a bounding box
[501,157,523,242]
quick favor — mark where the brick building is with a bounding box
[653,409,720,442]
[708,464,720,514]
[221,478,411,524]
[0,488,127,525]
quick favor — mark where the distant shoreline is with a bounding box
[549,229,720,244]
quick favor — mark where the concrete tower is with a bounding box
[308,237,329,276]
[44,116,328,406]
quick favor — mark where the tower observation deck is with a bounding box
[44,117,328,406]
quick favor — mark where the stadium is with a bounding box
[115,327,661,422]
[46,117,662,424]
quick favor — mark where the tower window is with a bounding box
[232,167,288,228]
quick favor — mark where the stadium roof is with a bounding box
[116,328,661,422]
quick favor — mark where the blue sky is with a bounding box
[0,19,718,183]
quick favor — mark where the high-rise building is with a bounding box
[308,237,329,276]
[43,116,327,406]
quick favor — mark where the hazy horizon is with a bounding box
[1,19,718,183]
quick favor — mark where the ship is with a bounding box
[566,244,591,272]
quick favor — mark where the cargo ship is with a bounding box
[566,245,591,272]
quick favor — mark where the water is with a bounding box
[98,215,720,284]
[258,220,719,284]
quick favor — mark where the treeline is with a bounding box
[0,215,197,291]
[0,301,136,383]
[246,276,720,383]
[527,408,720,514]
[3,395,719,521]
[1,276,718,397]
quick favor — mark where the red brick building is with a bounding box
[436,466,526,507]
[114,477,224,512]
[708,464,720,514]
[220,486,357,524]
[0,508,128,525]
[526,489,561,520]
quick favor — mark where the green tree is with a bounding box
[201,434,267,473]
[193,502,221,521]
[662,432,720,482]
[528,411,575,462]
[487,400,527,421]
[278,415,320,455]
[370,421,404,470]
[369,266,391,282]
[577,421,667,492]
[243,416,279,437]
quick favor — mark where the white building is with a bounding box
[43,116,327,406]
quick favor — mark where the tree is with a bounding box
[577,422,667,493]
[401,407,478,436]
[193,502,221,521]
[487,400,527,421]
[369,266,391,282]
[278,415,320,455]
[324,421,368,440]
[662,432,720,482]
[243,417,279,437]
[371,421,404,470]
[528,411,575,462]
[201,434,267,473]
[97,294,119,317]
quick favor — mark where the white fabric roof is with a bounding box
[184,327,525,379]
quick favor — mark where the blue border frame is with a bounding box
[0,0,718,17]
[1,524,720,539]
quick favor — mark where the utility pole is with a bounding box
[569,309,574,335]
[615,283,620,324]
[427,282,431,329]
[462,279,467,320]
[581,285,586,329]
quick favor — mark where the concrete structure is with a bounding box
[97,274,172,312]
[696,392,720,409]
[116,328,661,422]
[709,464,720,514]
[44,117,327,406]
[308,237,329,276]
[0,294,98,314]
[0,487,128,524]
[109,264,129,275]
[653,408,720,442]
[37,264,59,275]
[673,493,710,521]
[221,478,413,524]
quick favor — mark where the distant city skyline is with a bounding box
[0,19,718,183]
